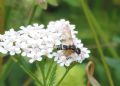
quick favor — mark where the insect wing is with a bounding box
[62,25,74,45]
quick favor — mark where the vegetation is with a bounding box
[0,0,120,86]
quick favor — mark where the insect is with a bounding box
[56,25,81,56]
[56,44,81,55]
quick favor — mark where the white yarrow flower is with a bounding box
[0,19,90,66]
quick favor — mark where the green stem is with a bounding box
[42,67,46,86]
[48,63,57,86]
[46,60,54,80]
[11,57,43,86]
[41,63,46,86]
[0,57,14,81]
[82,1,119,59]
[88,12,119,59]
[27,4,38,24]
[36,62,46,86]
[80,0,115,86]
[56,66,73,86]
[89,11,119,59]
[45,60,56,86]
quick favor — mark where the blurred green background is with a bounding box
[0,0,120,86]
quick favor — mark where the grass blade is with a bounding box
[80,0,115,86]
[81,1,119,59]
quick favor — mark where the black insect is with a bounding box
[56,44,81,55]
[56,26,81,56]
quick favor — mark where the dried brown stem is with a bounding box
[86,61,101,86]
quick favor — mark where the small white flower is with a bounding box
[0,19,90,66]
[47,19,90,66]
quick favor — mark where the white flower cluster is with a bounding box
[0,19,90,66]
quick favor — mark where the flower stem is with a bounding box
[36,62,46,86]
[41,63,46,86]
[80,0,115,86]
[45,60,56,86]
[11,57,43,86]
[46,60,54,80]
[0,56,14,81]
[56,70,69,86]
[48,63,57,86]
[27,4,38,24]
[56,65,74,86]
